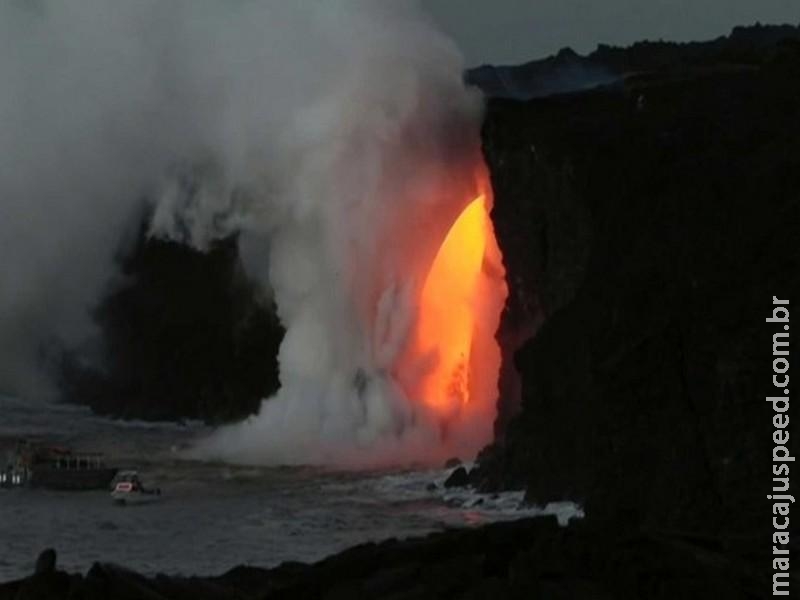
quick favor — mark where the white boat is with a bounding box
[110,470,162,505]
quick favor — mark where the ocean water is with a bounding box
[0,395,582,581]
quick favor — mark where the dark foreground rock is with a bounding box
[33,549,56,575]
[0,517,777,600]
[443,466,470,488]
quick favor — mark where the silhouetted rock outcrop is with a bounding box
[34,549,56,575]
[443,466,470,488]
[60,231,284,423]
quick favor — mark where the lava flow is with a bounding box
[417,194,487,413]
[410,173,506,440]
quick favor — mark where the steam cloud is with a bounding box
[0,1,499,466]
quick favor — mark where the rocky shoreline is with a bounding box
[0,514,771,599]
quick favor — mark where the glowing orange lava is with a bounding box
[416,193,489,419]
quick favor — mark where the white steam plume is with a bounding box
[0,1,499,466]
[0,1,196,399]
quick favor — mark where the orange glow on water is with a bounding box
[416,193,489,419]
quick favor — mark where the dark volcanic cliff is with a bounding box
[476,24,800,558]
[60,233,284,423]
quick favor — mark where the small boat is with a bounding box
[111,470,162,505]
[1,439,118,491]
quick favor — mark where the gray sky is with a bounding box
[422,0,800,66]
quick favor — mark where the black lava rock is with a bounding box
[59,231,285,424]
[443,467,470,488]
[2,518,760,599]
[34,549,56,575]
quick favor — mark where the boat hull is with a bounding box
[111,493,161,505]
[28,467,118,491]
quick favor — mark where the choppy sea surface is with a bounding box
[0,395,582,581]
